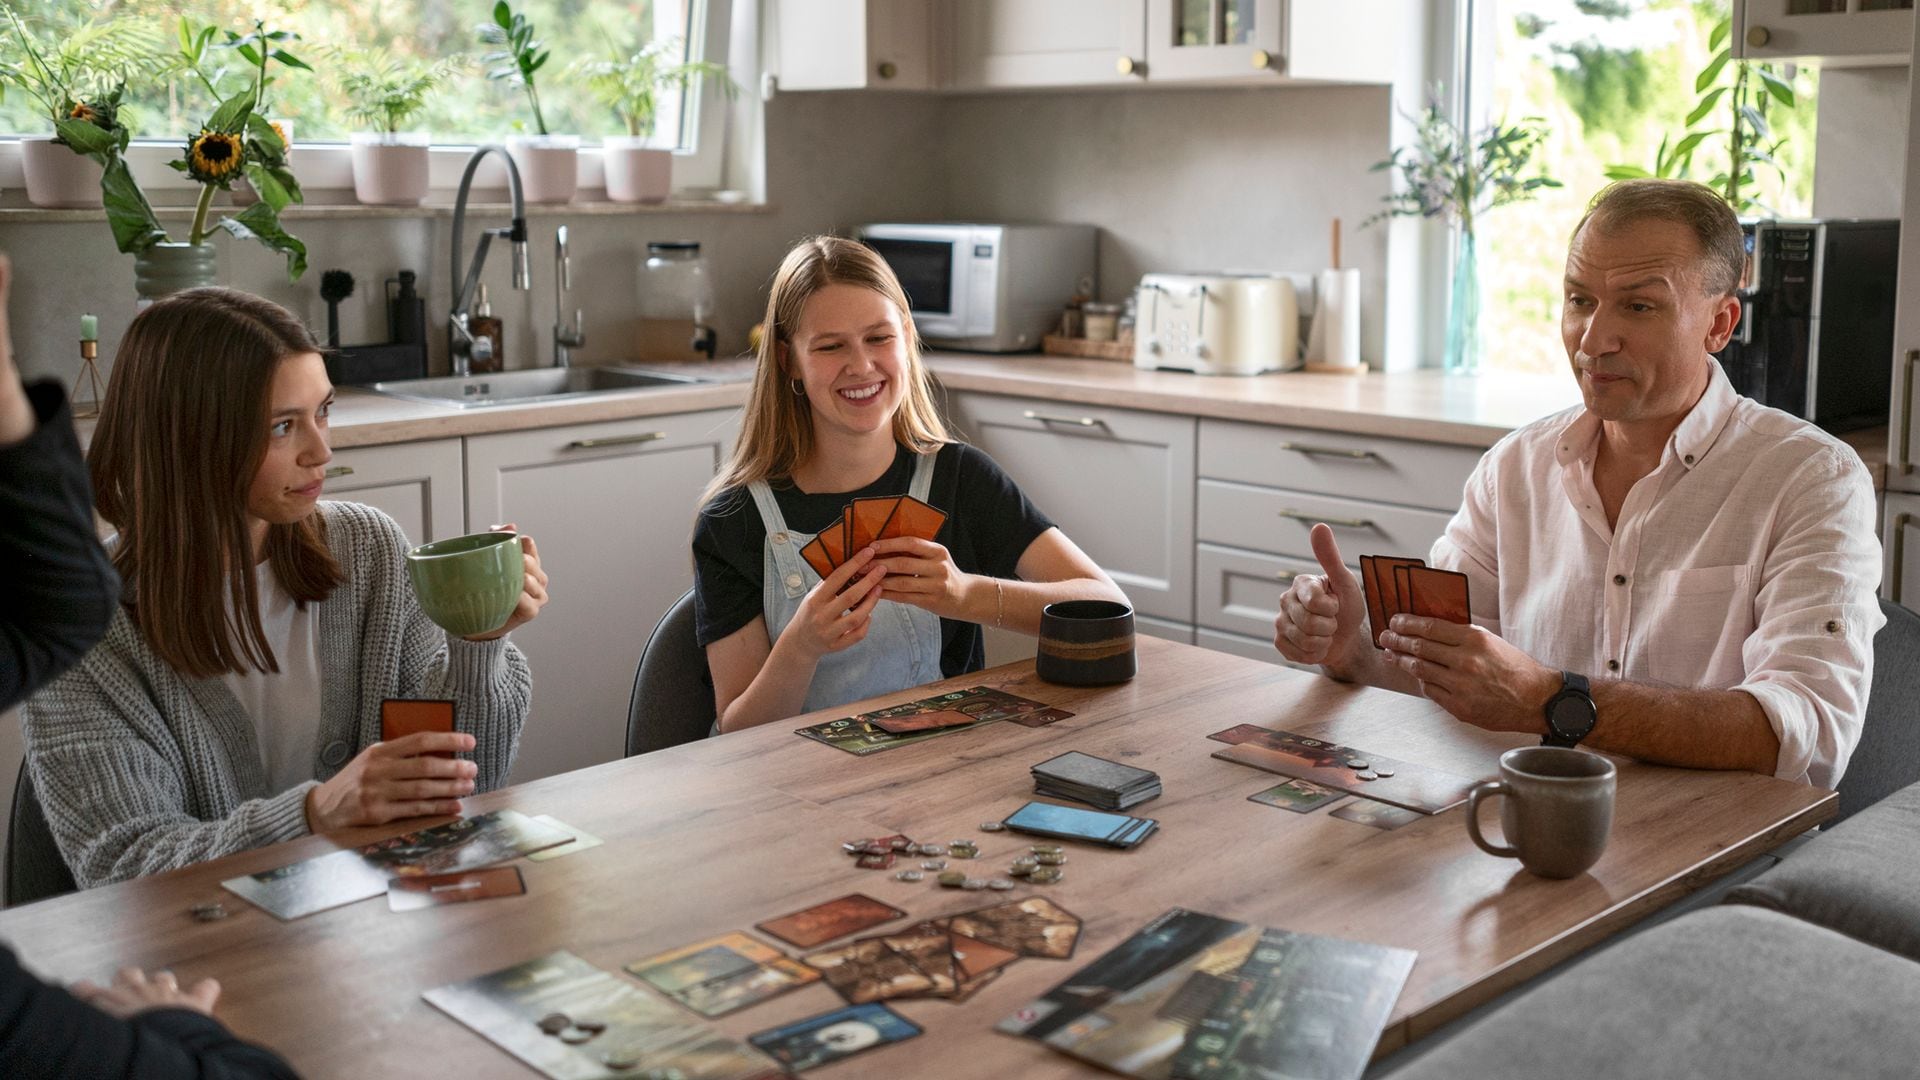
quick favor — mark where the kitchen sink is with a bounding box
[365,366,709,408]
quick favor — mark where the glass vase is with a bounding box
[1444,227,1482,375]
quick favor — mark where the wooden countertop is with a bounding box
[0,640,1832,1077]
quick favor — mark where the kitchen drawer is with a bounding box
[325,439,466,544]
[1886,492,1920,612]
[1198,479,1454,565]
[1136,614,1194,645]
[1196,543,1325,640]
[1199,418,1482,512]
[948,391,1196,624]
[1194,627,1318,674]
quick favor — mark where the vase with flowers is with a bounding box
[0,8,165,209]
[1368,92,1560,374]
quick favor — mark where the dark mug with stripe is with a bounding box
[1036,600,1137,686]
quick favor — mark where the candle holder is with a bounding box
[73,337,104,419]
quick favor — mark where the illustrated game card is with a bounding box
[796,686,1073,754]
[358,809,572,877]
[747,1002,920,1073]
[756,893,906,949]
[1207,726,1474,815]
[626,931,821,1017]
[1248,777,1347,814]
[387,866,526,912]
[523,815,604,862]
[802,937,941,1004]
[1330,799,1425,831]
[945,896,1083,960]
[221,848,392,920]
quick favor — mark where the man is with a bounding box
[1273,179,1881,789]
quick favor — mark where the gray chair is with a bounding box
[6,760,76,907]
[625,589,717,756]
[1835,598,1920,824]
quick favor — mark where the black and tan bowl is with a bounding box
[1036,599,1137,686]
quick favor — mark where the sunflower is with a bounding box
[186,130,245,184]
[67,102,99,124]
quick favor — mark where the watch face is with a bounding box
[1550,695,1597,740]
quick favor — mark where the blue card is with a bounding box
[748,1002,921,1071]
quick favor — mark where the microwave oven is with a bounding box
[1715,218,1899,433]
[857,223,1096,352]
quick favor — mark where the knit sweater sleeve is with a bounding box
[339,503,531,792]
[19,618,314,889]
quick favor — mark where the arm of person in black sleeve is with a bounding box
[0,945,299,1079]
[0,255,121,711]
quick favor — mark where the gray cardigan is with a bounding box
[20,500,532,888]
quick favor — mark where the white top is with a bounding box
[221,561,325,793]
[1431,361,1884,789]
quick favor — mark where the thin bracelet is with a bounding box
[993,578,1005,628]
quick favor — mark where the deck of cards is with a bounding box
[1360,554,1472,647]
[1031,751,1162,811]
[799,494,947,580]
[1002,799,1158,849]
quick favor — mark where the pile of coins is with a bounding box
[1007,845,1065,885]
[936,870,1015,891]
[537,1012,614,1050]
[848,831,1069,889]
[188,902,228,923]
[1344,758,1396,781]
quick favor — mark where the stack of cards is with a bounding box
[1359,554,1472,647]
[796,895,1082,1007]
[1002,799,1157,849]
[798,494,948,580]
[1030,751,1162,811]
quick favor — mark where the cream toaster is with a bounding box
[1133,272,1300,375]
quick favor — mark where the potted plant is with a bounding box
[480,0,576,204]
[60,17,308,301]
[337,50,447,206]
[1368,92,1559,374]
[575,37,732,204]
[171,18,310,209]
[0,9,162,209]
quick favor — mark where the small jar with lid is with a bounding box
[637,241,718,361]
[1082,301,1123,343]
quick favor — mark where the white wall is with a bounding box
[1813,66,1909,220]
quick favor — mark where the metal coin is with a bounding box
[841,841,865,855]
[1373,767,1397,778]
[1029,844,1063,856]
[560,1027,595,1045]
[538,1013,572,1035]
[949,840,978,850]
[573,1019,608,1035]
[889,837,913,851]
[860,842,889,856]
[961,878,988,890]
[987,879,1016,890]
[921,859,947,870]
[1008,858,1037,876]
[978,821,1005,832]
[1034,853,1066,866]
[1028,866,1063,884]
[1354,770,1379,781]
[937,870,968,887]
[1345,759,1370,770]
[189,903,228,922]
[894,870,924,882]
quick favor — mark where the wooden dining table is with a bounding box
[0,638,1833,1078]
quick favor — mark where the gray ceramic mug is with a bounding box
[1466,746,1616,879]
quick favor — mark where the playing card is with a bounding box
[946,896,1083,959]
[1405,565,1472,626]
[1330,799,1424,831]
[748,1002,920,1072]
[879,929,960,996]
[851,496,901,552]
[803,936,940,1003]
[1248,778,1347,813]
[842,505,856,563]
[625,931,821,1017]
[1359,556,1388,653]
[868,709,981,734]
[799,535,837,580]
[756,894,906,949]
[523,815,604,862]
[382,698,455,757]
[387,866,526,911]
[879,495,946,542]
[1366,556,1426,647]
[947,930,1019,980]
[1208,728,1474,814]
[358,809,572,877]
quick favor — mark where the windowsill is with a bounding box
[0,195,775,223]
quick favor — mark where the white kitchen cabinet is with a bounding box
[1885,491,1920,610]
[1142,0,1400,85]
[1735,0,1914,66]
[948,0,1148,89]
[1888,16,1920,508]
[324,439,465,545]
[774,0,938,90]
[947,391,1197,625]
[464,408,741,783]
[1136,613,1195,644]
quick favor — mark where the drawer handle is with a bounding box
[1275,570,1300,584]
[1900,350,1917,476]
[1277,441,1379,462]
[1023,409,1106,429]
[567,432,667,450]
[1895,512,1913,606]
[323,466,355,479]
[1279,508,1375,530]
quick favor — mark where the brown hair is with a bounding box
[700,235,949,510]
[1575,179,1747,297]
[90,286,343,678]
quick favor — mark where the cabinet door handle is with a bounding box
[1275,570,1300,584]
[323,466,355,479]
[1900,350,1917,476]
[1894,512,1913,607]
[1277,441,1380,462]
[1022,410,1106,429]
[1278,508,1375,530]
[566,432,667,450]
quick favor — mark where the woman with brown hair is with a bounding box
[693,236,1121,732]
[21,287,547,889]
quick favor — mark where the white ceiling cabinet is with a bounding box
[1735,0,1914,66]
[773,0,939,91]
[948,0,1148,90]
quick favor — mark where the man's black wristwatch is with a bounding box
[1542,671,1597,748]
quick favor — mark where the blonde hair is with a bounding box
[701,235,949,512]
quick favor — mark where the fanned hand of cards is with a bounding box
[1359,555,1471,648]
[798,495,947,581]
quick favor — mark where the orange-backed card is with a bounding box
[1405,565,1472,626]
[382,699,455,758]
[880,496,947,543]
[387,866,525,911]
[800,535,837,580]
[850,496,902,552]
[1365,557,1426,647]
[1359,556,1387,650]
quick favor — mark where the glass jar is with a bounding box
[637,241,718,360]
[1082,301,1123,343]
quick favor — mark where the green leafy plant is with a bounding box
[1604,16,1801,214]
[478,1,551,136]
[336,49,450,134]
[573,37,733,139]
[1366,92,1561,234]
[61,17,310,281]
[0,7,163,144]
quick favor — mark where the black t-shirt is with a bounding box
[692,441,1055,678]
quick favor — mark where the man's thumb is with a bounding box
[1309,523,1359,594]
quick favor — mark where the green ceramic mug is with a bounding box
[405,531,524,637]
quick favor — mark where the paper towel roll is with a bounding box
[1304,268,1363,373]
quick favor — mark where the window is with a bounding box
[2,0,734,193]
[1470,0,1818,374]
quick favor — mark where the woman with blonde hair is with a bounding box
[694,235,1122,732]
[23,287,548,888]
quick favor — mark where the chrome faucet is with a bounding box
[449,145,530,377]
[553,225,586,367]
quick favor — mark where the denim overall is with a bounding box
[746,453,945,715]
